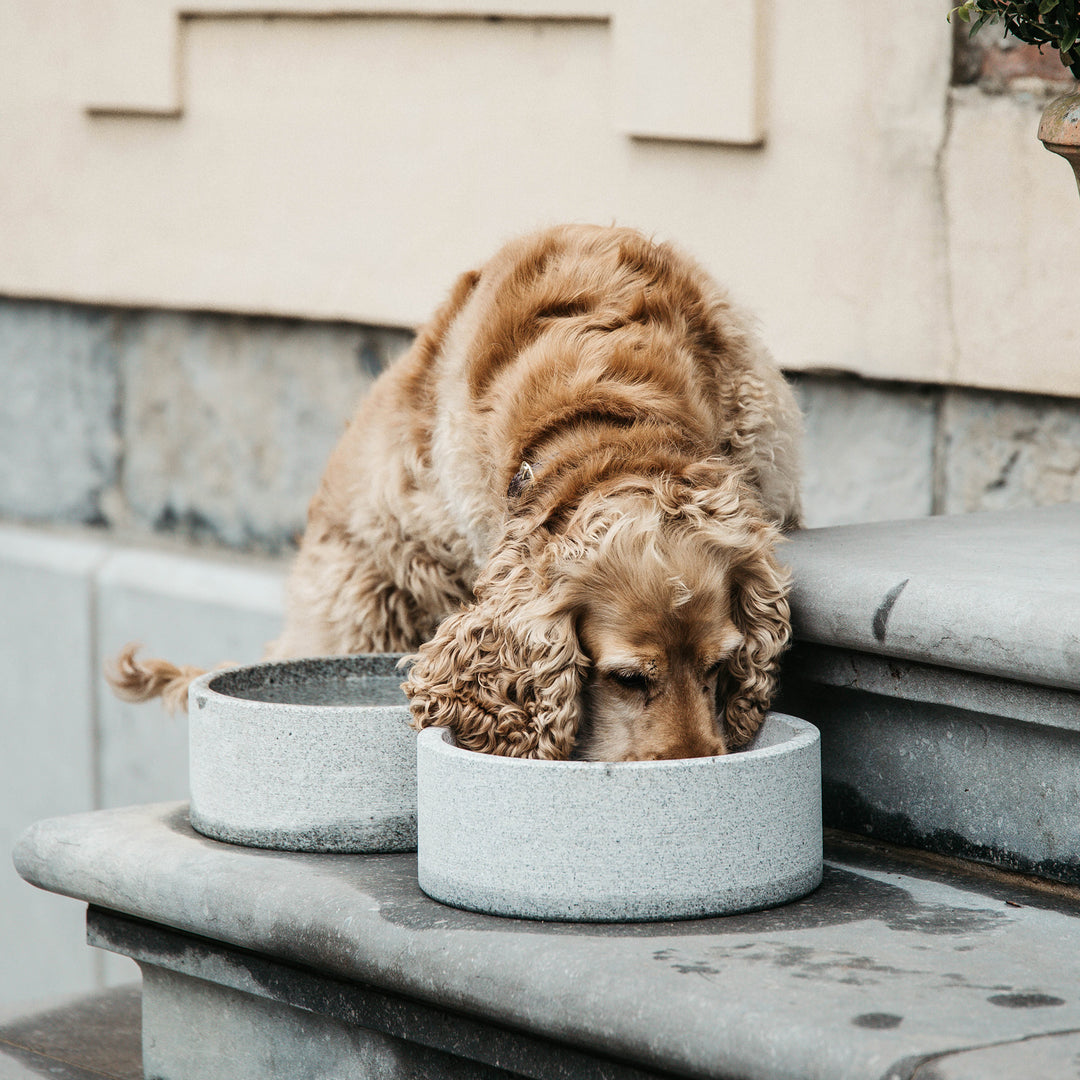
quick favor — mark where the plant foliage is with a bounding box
[949,0,1080,78]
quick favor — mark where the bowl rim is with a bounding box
[416,712,819,773]
[189,652,411,714]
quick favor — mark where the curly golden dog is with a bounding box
[110,224,802,761]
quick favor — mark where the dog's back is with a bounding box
[107,224,801,717]
[425,225,801,561]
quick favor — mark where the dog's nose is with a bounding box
[632,737,726,761]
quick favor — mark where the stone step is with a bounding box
[13,803,1080,1080]
[0,984,141,1080]
[779,504,1080,885]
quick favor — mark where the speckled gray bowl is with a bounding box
[416,713,822,921]
[188,654,415,853]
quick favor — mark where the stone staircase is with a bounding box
[6,505,1080,1079]
[779,504,1080,886]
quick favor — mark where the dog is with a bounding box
[109,224,802,761]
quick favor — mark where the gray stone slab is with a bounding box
[939,387,1080,515]
[783,505,1080,690]
[780,644,1080,884]
[0,527,106,1006]
[137,962,519,1080]
[89,912,666,1080]
[14,803,1080,1080]
[0,984,141,1080]
[783,642,1080,733]
[791,375,936,528]
[0,299,119,525]
[116,308,411,552]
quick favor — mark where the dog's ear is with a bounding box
[678,466,792,748]
[720,539,791,748]
[404,535,588,759]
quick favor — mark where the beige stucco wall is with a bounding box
[1,0,1077,395]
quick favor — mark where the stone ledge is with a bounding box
[13,803,1080,1080]
[779,643,1080,884]
[778,507,1080,884]
[783,643,1080,734]
[783,505,1080,691]
[919,1031,1080,1080]
[89,910,639,1080]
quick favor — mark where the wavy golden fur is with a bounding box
[108,224,802,760]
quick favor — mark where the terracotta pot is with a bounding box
[1038,91,1080,198]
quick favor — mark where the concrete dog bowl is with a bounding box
[416,713,822,921]
[188,654,415,853]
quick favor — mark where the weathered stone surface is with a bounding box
[416,716,822,921]
[780,644,1080,883]
[0,298,412,551]
[15,804,1080,1080]
[5,293,1080,551]
[791,375,937,527]
[139,963,517,1080]
[783,505,1080,690]
[116,309,411,552]
[0,300,119,524]
[0,527,106,1006]
[939,387,1080,514]
[920,1031,1080,1080]
[0,983,141,1080]
[780,505,1080,885]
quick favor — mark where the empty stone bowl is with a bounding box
[188,654,416,853]
[416,713,822,921]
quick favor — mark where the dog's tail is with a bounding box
[104,643,208,714]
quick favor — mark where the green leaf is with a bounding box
[948,0,1080,60]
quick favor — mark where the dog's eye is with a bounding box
[701,661,724,693]
[610,670,649,693]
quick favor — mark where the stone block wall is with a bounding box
[0,303,119,525]
[938,389,1080,513]
[792,375,1080,525]
[0,297,412,553]
[3,296,1079,550]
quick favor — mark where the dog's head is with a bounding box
[404,467,790,760]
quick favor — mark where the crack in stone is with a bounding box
[873,579,910,642]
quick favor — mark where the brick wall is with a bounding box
[952,17,1077,92]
